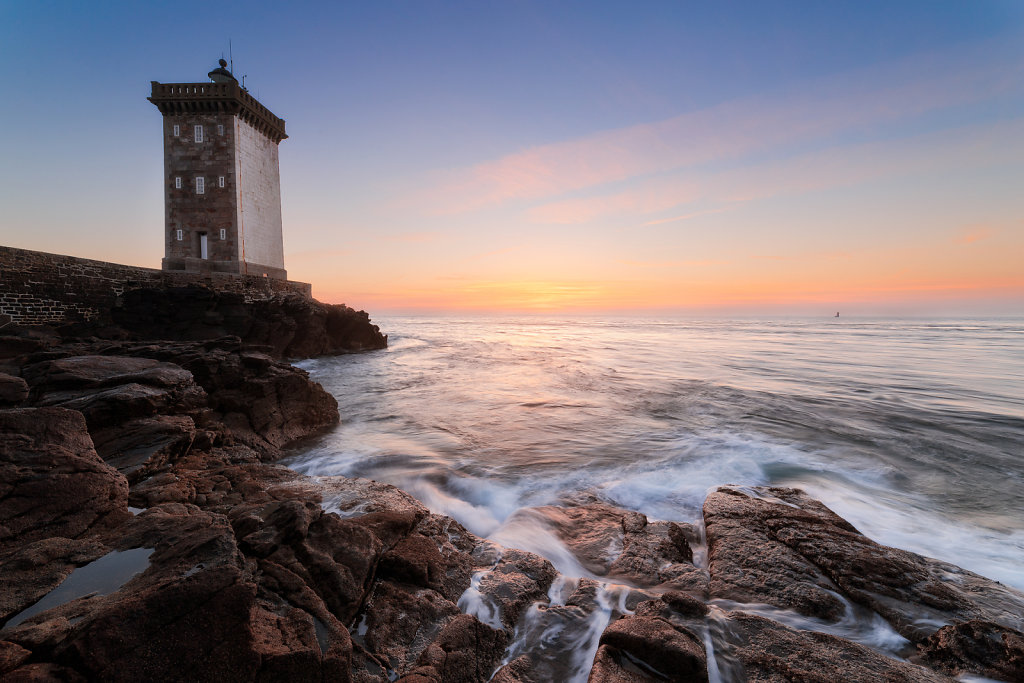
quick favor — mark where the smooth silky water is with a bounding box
[285,316,1024,681]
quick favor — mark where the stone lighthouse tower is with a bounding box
[148,60,288,279]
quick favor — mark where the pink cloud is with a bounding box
[417,40,1022,215]
[954,226,995,245]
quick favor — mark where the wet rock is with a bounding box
[0,373,28,405]
[357,581,461,676]
[248,598,352,682]
[512,501,702,591]
[2,662,87,681]
[719,611,951,682]
[405,614,508,683]
[319,476,430,519]
[597,615,707,682]
[588,644,667,682]
[232,498,384,625]
[129,470,196,507]
[918,619,1024,682]
[379,534,446,590]
[0,407,130,553]
[608,520,704,593]
[703,487,846,620]
[475,549,558,631]
[116,339,339,454]
[0,640,31,675]
[703,486,1024,641]
[490,655,536,683]
[0,537,108,627]
[22,354,195,392]
[90,415,196,482]
[487,576,621,682]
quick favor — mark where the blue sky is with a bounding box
[2,1,1022,313]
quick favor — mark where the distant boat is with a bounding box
[835,312,840,317]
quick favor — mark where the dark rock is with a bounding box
[703,486,1024,641]
[319,476,430,520]
[357,581,461,677]
[703,487,847,620]
[115,340,340,455]
[598,615,707,682]
[588,644,667,682]
[0,640,31,675]
[232,498,384,625]
[408,614,508,683]
[0,537,108,627]
[91,415,196,482]
[2,662,87,681]
[509,501,703,591]
[719,611,951,682]
[0,407,130,554]
[379,534,445,590]
[111,287,387,358]
[22,354,195,392]
[24,355,207,432]
[918,619,1024,682]
[0,373,28,405]
[474,549,558,631]
[490,655,537,683]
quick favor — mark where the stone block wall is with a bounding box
[163,113,239,267]
[0,246,311,326]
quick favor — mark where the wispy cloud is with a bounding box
[382,230,447,243]
[526,178,699,224]
[417,39,1022,214]
[637,207,735,228]
[954,225,995,245]
[618,258,725,268]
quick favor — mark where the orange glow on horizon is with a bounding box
[312,275,1024,314]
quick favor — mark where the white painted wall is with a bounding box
[234,117,284,270]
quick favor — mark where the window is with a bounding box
[173,124,179,137]
[196,177,205,194]
[218,176,225,188]
[176,229,183,241]
[219,228,226,240]
[217,124,224,135]
[174,176,181,189]
[194,125,203,143]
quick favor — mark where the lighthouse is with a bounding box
[148,60,288,279]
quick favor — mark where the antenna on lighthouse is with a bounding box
[229,40,234,74]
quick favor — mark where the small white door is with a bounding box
[200,233,208,259]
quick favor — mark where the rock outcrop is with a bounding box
[108,287,387,357]
[3,308,1023,682]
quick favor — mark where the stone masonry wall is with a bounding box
[164,113,239,266]
[0,246,311,326]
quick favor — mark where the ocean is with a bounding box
[285,316,1024,678]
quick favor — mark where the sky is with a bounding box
[1,1,1023,315]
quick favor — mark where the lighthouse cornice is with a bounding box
[148,81,287,143]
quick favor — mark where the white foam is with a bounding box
[457,571,503,631]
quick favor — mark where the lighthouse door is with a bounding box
[199,233,208,259]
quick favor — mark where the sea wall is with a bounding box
[0,245,310,326]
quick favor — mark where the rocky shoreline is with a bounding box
[1,299,1022,682]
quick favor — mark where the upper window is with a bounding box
[218,176,225,188]
[174,176,181,189]
[217,124,224,135]
[194,125,204,143]
[196,177,205,194]
[173,124,180,137]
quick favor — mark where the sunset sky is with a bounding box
[2,1,1022,314]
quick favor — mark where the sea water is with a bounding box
[285,316,1024,676]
